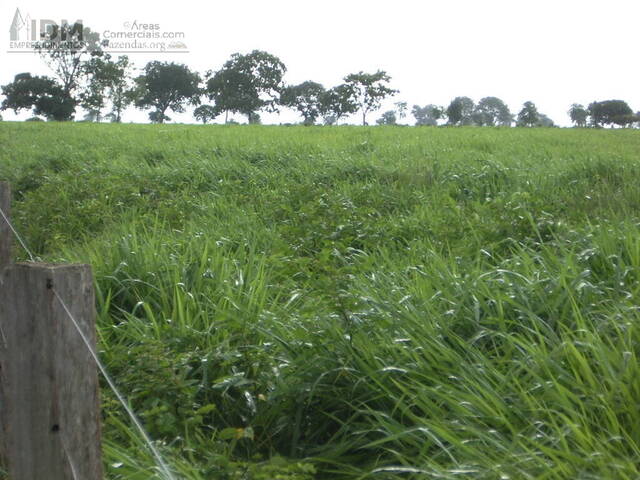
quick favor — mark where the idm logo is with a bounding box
[9,8,83,42]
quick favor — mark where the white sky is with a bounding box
[1,0,639,126]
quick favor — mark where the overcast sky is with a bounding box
[1,0,639,125]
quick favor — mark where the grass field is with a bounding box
[1,122,640,479]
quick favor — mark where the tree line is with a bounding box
[1,24,638,128]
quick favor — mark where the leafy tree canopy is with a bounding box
[248,112,262,124]
[568,104,588,128]
[81,54,133,122]
[446,96,475,126]
[133,61,201,123]
[412,104,445,126]
[473,96,512,126]
[517,101,539,127]
[343,70,398,125]
[35,23,104,96]
[319,84,358,124]
[194,105,218,124]
[376,110,397,125]
[536,113,555,127]
[394,101,408,121]
[1,72,75,121]
[206,50,286,122]
[280,81,325,125]
[588,100,634,127]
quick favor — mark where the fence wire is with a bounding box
[53,288,177,480]
[0,204,37,262]
[0,201,178,480]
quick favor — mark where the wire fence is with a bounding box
[0,201,177,480]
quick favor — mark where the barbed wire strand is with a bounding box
[0,204,37,262]
[53,288,178,480]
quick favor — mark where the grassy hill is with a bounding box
[1,122,640,479]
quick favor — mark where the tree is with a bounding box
[446,96,475,125]
[81,55,133,122]
[280,81,325,125]
[536,113,555,127]
[322,115,338,126]
[394,101,408,121]
[204,67,239,123]
[473,97,512,126]
[516,101,539,127]
[79,84,104,122]
[376,110,397,125]
[194,105,218,124]
[104,56,134,123]
[568,104,588,127]
[133,61,201,123]
[206,50,286,122]
[343,70,398,125]
[588,100,634,128]
[148,111,170,123]
[34,23,103,97]
[611,113,640,128]
[1,73,75,121]
[319,84,357,124]
[248,112,261,124]
[412,104,445,126]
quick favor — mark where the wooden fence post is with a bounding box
[0,181,10,269]
[0,181,11,468]
[0,184,103,479]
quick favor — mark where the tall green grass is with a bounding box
[1,122,640,478]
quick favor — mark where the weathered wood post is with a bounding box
[0,181,10,470]
[0,183,103,479]
[0,181,10,269]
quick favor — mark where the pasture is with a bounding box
[1,123,640,479]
